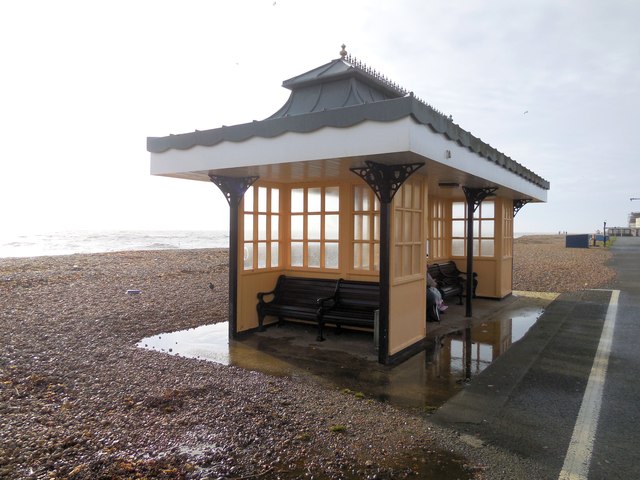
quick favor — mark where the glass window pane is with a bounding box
[308,188,321,212]
[325,242,339,269]
[307,214,321,239]
[374,214,380,241]
[291,188,304,213]
[452,239,465,256]
[258,214,267,241]
[353,244,362,269]
[473,239,479,256]
[473,219,480,237]
[308,242,321,268]
[291,242,303,267]
[362,214,370,241]
[481,239,494,257]
[452,202,465,218]
[373,243,380,271]
[325,187,339,211]
[244,214,253,241]
[374,195,380,211]
[325,214,339,240]
[271,242,279,267]
[354,186,363,211]
[244,187,254,212]
[453,220,465,237]
[394,210,402,240]
[482,201,495,218]
[481,219,494,238]
[243,243,253,270]
[361,243,370,269]
[271,215,279,240]
[271,188,279,213]
[354,215,362,241]
[395,246,402,277]
[291,215,304,240]
[258,187,267,212]
[257,243,266,268]
[363,190,370,211]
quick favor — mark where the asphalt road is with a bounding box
[433,236,640,479]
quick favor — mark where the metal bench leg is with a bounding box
[317,322,326,342]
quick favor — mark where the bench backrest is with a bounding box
[437,261,462,277]
[336,280,380,311]
[274,276,339,307]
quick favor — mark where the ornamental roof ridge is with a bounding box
[342,51,408,98]
[341,46,452,122]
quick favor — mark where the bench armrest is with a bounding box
[257,288,277,304]
[317,295,337,311]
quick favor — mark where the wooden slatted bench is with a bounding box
[256,275,339,340]
[437,261,477,298]
[428,262,464,305]
[318,279,380,341]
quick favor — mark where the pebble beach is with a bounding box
[0,235,616,479]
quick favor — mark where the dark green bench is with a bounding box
[318,279,379,341]
[428,262,464,305]
[256,275,339,341]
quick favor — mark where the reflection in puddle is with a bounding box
[138,307,544,411]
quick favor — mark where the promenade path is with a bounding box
[434,236,640,479]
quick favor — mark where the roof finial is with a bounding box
[340,44,347,58]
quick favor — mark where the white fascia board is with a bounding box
[150,119,412,176]
[150,116,547,201]
[408,121,548,202]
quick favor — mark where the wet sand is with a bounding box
[0,237,615,479]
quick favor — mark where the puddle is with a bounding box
[137,305,544,412]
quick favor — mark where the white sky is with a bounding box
[1,0,639,235]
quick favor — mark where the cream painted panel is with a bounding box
[500,257,513,298]
[458,259,497,299]
[237,271,283,332]
[388,279,426,356]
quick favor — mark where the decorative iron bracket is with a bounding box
[350,161,424,203]
[462,186,498,212]
[513,199,531,217]
[209,174,259,206]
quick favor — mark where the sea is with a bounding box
[0,230,542,259]
[0,230,230,259]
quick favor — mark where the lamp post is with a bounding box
[603,220,607,247]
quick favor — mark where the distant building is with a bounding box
[607,212,640,237]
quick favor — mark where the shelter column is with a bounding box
[209,174,259,338]
[462,187,498,317]
[351,161,424,364]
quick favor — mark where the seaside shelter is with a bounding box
[147,47,549,365]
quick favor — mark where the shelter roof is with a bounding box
[147,49,549,191]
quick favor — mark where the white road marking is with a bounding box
[558,290,620,480]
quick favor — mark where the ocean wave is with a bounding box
[0,230,229,258]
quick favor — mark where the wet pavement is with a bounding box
[138,292,553,413]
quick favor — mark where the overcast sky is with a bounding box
[1,0,638,236]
